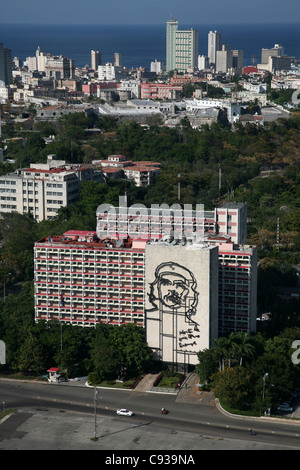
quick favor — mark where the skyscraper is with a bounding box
[113,52,123,67]
[91,50,102,70]
[216,45,233,73]
[166,19,199,73]
[208,30,222,66]
[0,43,12,86]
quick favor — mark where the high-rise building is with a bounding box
[166,19,199,73]
[113,52,123,68]
[198,55,209,70]
[34,232,146,327]
[0,43,12,86]
[150,59,164,74]
[216,45,233,73]
[91,50,102,70]
[232,50,244,73]
[261,44,284,64]
[208,30,222,66]
[45,55,75,80]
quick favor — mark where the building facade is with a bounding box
[217,241,257,336]
[140,82,182,100]
[208,30,222,66]
[0,155,102,220]
[91,50,102,70]
[0,43,12,86]
[166,19,199,73]
[45,55,75,80]
[145,243,219,366]
[216,45,233,73]
[33,201,257,366]
[34,232,146,327]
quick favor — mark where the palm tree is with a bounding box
[214,337,230,371]
[230,332,256,366]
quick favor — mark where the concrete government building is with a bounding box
[34,201,257,368]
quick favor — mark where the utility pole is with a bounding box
[94,387,98,439]
[276,217,280,250]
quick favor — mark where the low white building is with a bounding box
[0,155,102,220]
[185,98,242,124]
[97,63,126,81]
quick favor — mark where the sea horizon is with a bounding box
[0,22,299,69]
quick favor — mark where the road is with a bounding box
[1,378,300,451]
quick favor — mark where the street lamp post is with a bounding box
[262,372,269,400]
[94,386,98,439]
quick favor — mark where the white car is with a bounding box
[116,408,134,416]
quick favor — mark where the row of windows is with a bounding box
[0,204,17,208]
[46,183,63,188]
[0,188,16,193]
[0,180,16,185]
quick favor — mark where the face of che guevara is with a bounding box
[157,273,189,309]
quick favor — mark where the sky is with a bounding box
[0,0,299,25]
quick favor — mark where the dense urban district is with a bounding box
[0,20,300,418]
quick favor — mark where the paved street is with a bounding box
[0,406,292,451]
[1,374,300,451]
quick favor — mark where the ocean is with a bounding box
[0,22,299,70]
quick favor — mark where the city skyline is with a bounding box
[1,0,300,25]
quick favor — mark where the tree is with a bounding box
[230,332,257,366]
[18,332,46,374]
[212,366,256,411]
[111,323,152,377]
[213,337,230,371]
[196,348,218,383]
[90,324,122,381]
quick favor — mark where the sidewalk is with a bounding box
[133,372,213,402]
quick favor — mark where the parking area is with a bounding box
[0,407,292,451]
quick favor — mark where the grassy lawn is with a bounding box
[0,409,17,421]
[155,371,184,388]
[93,378,137,389]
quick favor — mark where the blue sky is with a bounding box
[1,0,299,24]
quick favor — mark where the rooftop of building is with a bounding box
[35,229,255,255]
[35,231,147,251]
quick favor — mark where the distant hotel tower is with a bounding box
[166,18,199,73]
[113,52,123,67]
[208,30,222,66]
[0,43,12,85]
[91,50,102,70]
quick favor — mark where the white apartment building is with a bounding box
[150,59,164,74]
[0,155,102,220]
[97,63,125,81]
[198,55,209,71]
